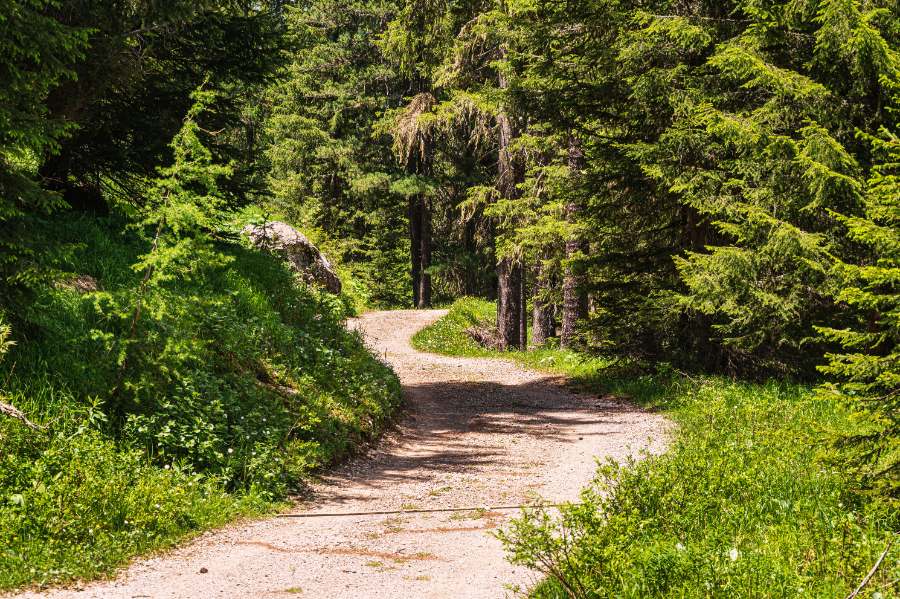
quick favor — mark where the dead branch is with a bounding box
[0,400,42,431]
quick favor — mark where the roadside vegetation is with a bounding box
[416,299,899,598]
[0,214,400,590]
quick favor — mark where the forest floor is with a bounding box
[15,310,668,599]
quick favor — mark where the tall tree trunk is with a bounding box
[418,195,432,308]
[495,46,525,349]
[409,195,422,308]
[497,257,523,350]
[531,260,554,347]
[519,265,527,347]
[561,132,588,349]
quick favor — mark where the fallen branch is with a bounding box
[0,400,42,431]
[845,535,896,599]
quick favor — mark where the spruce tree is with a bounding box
[819,116,899,503]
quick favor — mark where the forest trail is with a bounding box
[18,310,668,599]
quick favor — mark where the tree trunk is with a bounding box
[561,132,588,349]
[497,257,523,350]
[495,45,525,349]
[418,195,432,308]
[519,264,527,347]
[531,260,554,347]
[409,195,422,308]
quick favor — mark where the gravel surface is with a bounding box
[14,309,669,599]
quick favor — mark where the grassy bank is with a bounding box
[414,298,898,598]
[0,215,401,591]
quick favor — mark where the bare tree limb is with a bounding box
[846,535,896,599]
[0,400,42,431]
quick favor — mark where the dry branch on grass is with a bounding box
[0,400,42,431]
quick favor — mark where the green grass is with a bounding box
[412,297,616,379]
[0,214,401,591]
[415,298,899,598]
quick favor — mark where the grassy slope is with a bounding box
[413,298,898,598]
[0,215,401,590]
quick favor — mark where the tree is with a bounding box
[819,118,900,504]
[560,132,588,348]
[266,0,412,307]
[38,1,283,210]
[0,0,86,300]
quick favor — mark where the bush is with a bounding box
[0,214,401,589]
[499,379,898,598]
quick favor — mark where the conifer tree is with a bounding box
[0,0,86,298]
[819,117,899,503]
[266,0,412,306]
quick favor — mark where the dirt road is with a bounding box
[17,310,668,599]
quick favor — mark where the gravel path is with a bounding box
[16,309,668,599]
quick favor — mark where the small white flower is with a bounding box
[164,464,170,470]
[155,503,161,509]
[729,548,739,562]
[675,542,685,551]
[227,448,234,454]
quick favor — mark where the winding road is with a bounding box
[17,310,668,599]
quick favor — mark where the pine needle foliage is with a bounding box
[818,116,900,505]
[0,0,86,295]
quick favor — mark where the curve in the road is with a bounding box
[15,309,668,599]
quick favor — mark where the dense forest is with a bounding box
[1,0,898,596]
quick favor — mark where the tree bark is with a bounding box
[408,195,422,308]
[497,257,523,350]
[561,131,588,349]
[495,45,525,349]
[531,260,554,347]
[519,264,527,347]
[418,195,432,308]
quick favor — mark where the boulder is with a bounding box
[242,221,342,294]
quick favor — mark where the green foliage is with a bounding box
[265,1,414,308]
[0,214,401,589]
[500,379,898,598]
[37,1,284,206]
[413,297,621,386]
[0,0,87,294]
[412,297,497,356]
[0,397,270,590]
[818,119,900,504]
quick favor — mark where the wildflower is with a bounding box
[729,548,739,561]
[675,542,685,551]
[227,448,234,454]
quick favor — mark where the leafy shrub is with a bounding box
[0,214,401,589]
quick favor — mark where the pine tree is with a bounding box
[0,0,86,298]
[266,0,412,306]
[818,116,899,503]
[109,87,234,414]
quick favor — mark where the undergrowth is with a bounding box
[415,298,899,598]
[0,214,401,590]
